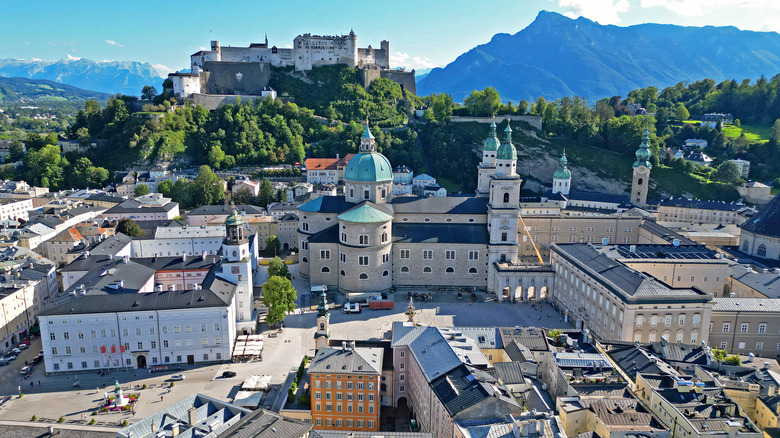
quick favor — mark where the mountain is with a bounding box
[0,77,112,102]
[417,11,780,103]
[0,58,168,97]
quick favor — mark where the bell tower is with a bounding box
[314,291,330,351]
[487,121,522,277]
[477,121,500,197]
[632,127,652,207]
[552,150,571,195]
[218,208,255,334]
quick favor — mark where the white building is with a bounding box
[684,139,708,149]
[102,194,179,221]
[130,225,228,258]
[233,179,260,197]
[39,280,236,372]
[392,165,414,185]
[0,198,33,221]
[412,174,438,195]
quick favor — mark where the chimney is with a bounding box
[170,285,176,291]
[351,341,356,350]
[171,422,180,436]
[768,385,777,397]
[157,284,163,292]
[188,407,197,425]
[342,341,347,351]
[765,362,771,370]
[724,420,739,438]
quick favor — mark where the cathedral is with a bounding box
[298,121,656,298]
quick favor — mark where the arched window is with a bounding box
[469,267,478,274]
[741,240,749,252]
[359,273,368,280]
[758,244,767,257]
[400,266,409,273]
[423,267,432,273]
[321,267,330,273]
[340,270,345,277]
[383,270,389,277]
[503,193,510,203]
[637,178,643,186]
[302,257,308,263]
[445,267,455,273]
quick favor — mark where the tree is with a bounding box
[712,348,728,363]
[724,355,742,366]
[713,161,743,185]
[268,256,291,279]
[516,99,529,115]
[134,184,150,197]
[262,276,297,327]
[258,179,275,207]
[9,140,24,162]
[275,188,288,202]
[772,119,780,144]
[266,236,281,256]
[675,104,690,121]
[116,218,144,237]
[233,187,253,206]
[141,85,157,101]
[773,178,780,188]
[548,329,562,345]
[463,87,501,117]
[190,165,225,207]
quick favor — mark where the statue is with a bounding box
[405,298,416,323]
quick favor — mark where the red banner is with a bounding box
[119,345,125,353]
[111,345,116,354]
[100,346,106,354]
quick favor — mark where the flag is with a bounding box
[111,345,116,354]
[119,345,125,353]
[100,346,106,354]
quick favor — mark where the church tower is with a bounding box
[487,121,522,282]
[631,127,652,207]
[314,291,330,351]
[218,208,255,334]
[343,123,393,204]
[552,150,571,195]
[476,121,500,197]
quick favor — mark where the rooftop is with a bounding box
[308,346,383,375]
[393,223,489,245]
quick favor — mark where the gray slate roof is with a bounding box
[712,297,780,312]
[493,361,525,385]
[658,197,744,212]
[391,196,488,215]
[0,425,115,438]
[431,364,520,417]
[393,223,489,245]
[392,322,463,382]
[731,271,780,298]
[309,346,383,375]
[742,194,780,238]
[216,409,312,438]
[188,204,267,216]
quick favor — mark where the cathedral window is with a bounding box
[758,244,767,257]
[359,273,368,280]
[503,193,510,203]
[400,266,409,273]
[469,267,478,274]
[359,235,369,245]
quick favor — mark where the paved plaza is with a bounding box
[0,263,572,428]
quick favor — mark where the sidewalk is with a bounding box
[0,419,119,432]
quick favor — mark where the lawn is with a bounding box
[435,176,465,193]
[721,123,770,143]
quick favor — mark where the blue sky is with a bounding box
[3,0,780,73]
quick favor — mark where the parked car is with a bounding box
[0,358,10,366]
[170,374,185,381]
[20,366,31,375]
[343,302,362,314]
[10,348,21,355]
[221,371,237,378]
[30,356,41,366]
[3,354,17,361]
[18,340,30,346]
[17,343,28,350]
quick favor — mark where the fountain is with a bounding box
[105,380,129,408]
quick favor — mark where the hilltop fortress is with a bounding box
[169,31,416,106]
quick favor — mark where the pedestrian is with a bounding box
[38,381,40,386]
[161,395,164,402]
[30,382,33,387]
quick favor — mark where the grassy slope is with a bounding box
[721,123,770,143]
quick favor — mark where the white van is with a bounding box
[343,302,361,314]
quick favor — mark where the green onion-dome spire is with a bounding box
[317,291,329,317]
[633,127,653,169]
[483,120,500,152]
[496,121,517,160]
[225,205,244,226]
[554,150,571,180]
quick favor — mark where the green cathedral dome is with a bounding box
[344,153,393,182]
[553,151,571,179]
[496,123,517,160]
[483,121,500,152]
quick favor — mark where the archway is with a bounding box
[540,286,549,301]
[502,287,510,302]
[527,286,537,302]
[514,286,523,303]
[283,242,289,250]
[136,355,147,369]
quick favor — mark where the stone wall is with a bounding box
[451,115,543,131]
[192,94,260,111]
[200,61,271,95]
[359,69,417,95]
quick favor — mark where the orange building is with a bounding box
[309,343,383,431]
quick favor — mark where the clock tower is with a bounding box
[314,291,330,351]
[217,208,255,334]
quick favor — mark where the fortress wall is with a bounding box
[380,70,417,95]
[200,61,271,95]
[451,115,543,131]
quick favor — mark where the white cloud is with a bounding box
[198,46,208,51]
[31,58,41,62]
[23,41,30,45]
[66,54,81,61]
[105,39,124,48]
[390,51,440,70]
[640,0,780,17]
[555,0,629,24]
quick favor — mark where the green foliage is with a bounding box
[257,179,275,207]
[134,183,150,197]
[116,218,144,237]
[463,87,501,116]
[58,417,65,423]
[675,103,690,121]
[262,275,297,327]
[297,394,311,405]
[266,235,280,255]
[773,119,780,143]
[23,144,68,188]
[275,188,288,202]
[189,165,225,207]
[712,348,728,362]
[268,256,291,279]
[724,355,742,366]
[9,140,25,162]
[773,178,780,188]
[31,415,37,421]
[141,85,157,101]
[712,161,743,185]
[232,187,254,206]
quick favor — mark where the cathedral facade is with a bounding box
[298,122,659,298]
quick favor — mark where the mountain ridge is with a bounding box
[0,77,112,102]
[0,57,168,97]
[418,10,780,102]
